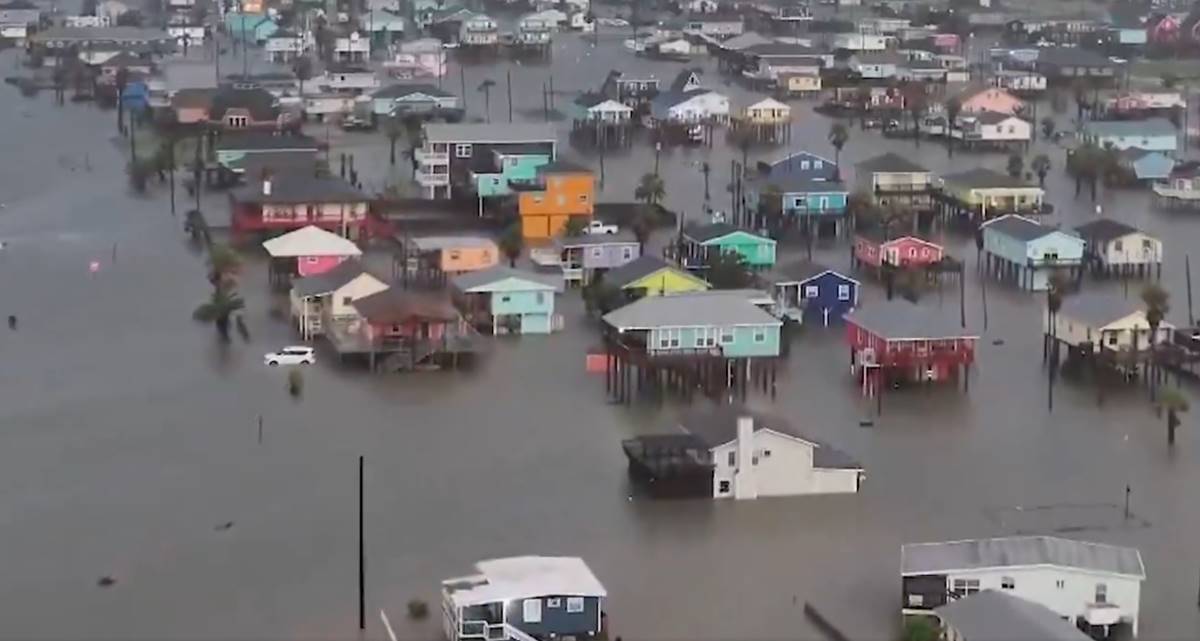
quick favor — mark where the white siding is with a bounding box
[1101,233,1162,267]
[669,92,730,122]
[1049,310,1173,351]
[710,430,860,499]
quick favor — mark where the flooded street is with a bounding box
[2,31,1200,641]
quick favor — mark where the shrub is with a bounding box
[407,599,429,620]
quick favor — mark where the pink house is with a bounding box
[954,87,1025,116]
[262,225,363,285]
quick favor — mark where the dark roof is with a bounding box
[227,151,319,176]
[1037,46,1113,69]
[903,536,1145,577]
[1057,292,1142,327]
[770,260,855,286]
[216,132,320,152]
[981,214,1055,242]
[537,160,592,175]
[209,87,278,121]
[327,63,373,74]
[0,0,38,8]
[856,152,928,174]
[974,110,1020,125]
[171,87,216,109]
[470,142,554,172]
[1074,218,1141,243]
[351,289,458,324]
[742,42,819,57]
[602,255,679,288]
[101,51,149,68]
[677,404,862,469]
[683,222,767,244]
[292,260,375,298]
[574,93,608,108]
[373,83,454,99]
[668,68,703,93]
[935,591,1093,641]
[556,231,638,247]
[233,173,367,205]
[943,167,1036,190]
[845,299,977,340]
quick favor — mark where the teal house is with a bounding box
[602,290,783,358]
[682,222,777,269]
[452,266,563,334]
[472,149,551,197]
[225,13,279,43]
[749,151,849,237]
[981,214,1084,291]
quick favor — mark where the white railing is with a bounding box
[417,171,450,186]
[415,148,450,165]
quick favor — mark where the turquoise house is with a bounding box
[603,290,783,358]
[1118,148,1175,181]
[225,13,279,43]
[1080,118,1177,154]
[452,266,563,334]
[981,214,1084,291]
[682,222,777,269]
[472,150,551,197]
[750,151,849,237]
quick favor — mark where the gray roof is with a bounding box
[373,83,455,99]
[944,168,1036,191]
[1057,292,1142,327]
[1037,46,1113,69]
[769,261,857,286]
[684,222,771,244]
[603,291,780,330]
[1074,218,1141,243]
[216,132,320,152]
[981,215,1055,242]
[845,299,977,340]
[233,173,367,205]
[292,260,376,297]
[602,255,688,289]
[973,110,1021,125]
[678,404,862,469]
[856,152,929,174]
[935,591,1092,641]
[423,123,557,144]
[452,265,562,292]
[556,231,638,247]
[902,536,1146,577]
[33,26,175,43]
[742,42,820,57]
[1083,118,1176,139]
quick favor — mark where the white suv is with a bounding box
[264,346,315,366]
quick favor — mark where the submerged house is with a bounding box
[980,215,1083,291]
[845,299,978,394]
[649,69,730,124]
[555,232,641,285]
[441,556,607,641]
[289,260,388,339]
[941,168,1044,218]
[853,230,945,272]
[681,222,777,269]
[452,266,564,335]
[262,224,361,287]
[1080,118,1177,153]
[854,152,937,212]
[229,173,371,240]
[935,590,1093,641]
[1049,293,1175,352]
[602,290,783,358]
[1114,148,1175,182]
[768,261,859,326]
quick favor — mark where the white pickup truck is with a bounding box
[583,220,619,235]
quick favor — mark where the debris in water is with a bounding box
[97,575,117,587]
[214,521,235,531]
[858,419,874,428]
[992,339,1005,346]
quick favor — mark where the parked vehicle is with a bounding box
[264,346,316,366]
[341,115,374,131]
[583,220,619,235]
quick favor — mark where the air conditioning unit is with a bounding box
[860,347,877,366]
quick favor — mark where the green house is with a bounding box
[682,222,777,269]
[472,150,551,197]
[602,290,782,358]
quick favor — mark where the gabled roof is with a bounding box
[291,260,380,298]
[683,222,773,244]
[408,235,497,251]
[981,214,1061,242]
[537,159,592,175]
[717,31,772,51]
[845,299,976,341]
[1037,46,1114,68]
[1083,118,1176,139]
[209,87,278,121]
[936,591,1093,641]
[423,123,557,144]
[668,68,704,93]
[263,225,362,258]
[603,255,700,289]
[973,110,1023,125]
[1074,218,1142,243]
[556,231,638,247]
[856,152,929,174]
[233,173,367,205]
[943,168,1036,191]
[678,404,862,469]
[444,557,606,607]
[741,42,820,57]
[216,132,320,152]
[769,260,857,286]
[171,87,217,109]
[373,83,455,99]
[1057,292,1158,328]
[452,265,562,292]
[902,536,1146,578]
[351,288,458,323]
[603,290,779,330]
[745,96,789,111]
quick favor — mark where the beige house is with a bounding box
[854,152,936,211]
[1049,293,1175,352]
[289,260,389,338]
[741,97,790,125]
[779,71,821,96]
[1075,219,1163,277]
[941,168,1043,214]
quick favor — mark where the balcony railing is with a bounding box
[415,148,449,165]
[417,171,450,186]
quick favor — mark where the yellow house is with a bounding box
[941,167,1044,215]
[780,72,821,96]
[742,97,791,125]
[603,255,710,297]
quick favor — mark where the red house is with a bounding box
[342,288,478,371]
[230,172,372,240]
[845,300,977,398]
[853,230,945,271]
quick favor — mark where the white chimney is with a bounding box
[262,178,272,196]
[733,415,758,500]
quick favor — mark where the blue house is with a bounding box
[442,556,607,641]
[224,13,279,43]
[1117,148,1175,181]
[603,290,782,358]
[120,79,150,114]
[981,214,1084,291]
[1080,118,1177,154]
[750,151,849,237]
[451,266,563,334]
[769,260,859,326]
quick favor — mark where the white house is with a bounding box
[936,591,1094,641]
[680,406,863,500]
[167,24,206,47]
[334,31,370,63]
[576,96,633,123]
[852,52,903,80]
[64,15,113,27]
[371,83,459,117]
[1050,293,1175,351]
[902,536,1145,637]
[833,32,887,51]
[289,260,389,338]
[385,37,446,79]
[460,13,498,46]
[955,112,1032,144]
[265,30,307,63]
[1074,219,1163,276]
[992,69,1048,94]
[318,64,380,93]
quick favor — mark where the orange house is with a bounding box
[517,161,596,239]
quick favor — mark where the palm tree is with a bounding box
[1032,154,1051,187]
[828,122,849,178]
[1157,387,1189,446]
[634,172,665,206]
[854,86,872,128]
[1006,153,1024,179]
[1142,283,1170,348]
[292,55,313,97]
[499,223,523,267]
[846,191,877,233]
[563,216,587,237]
[193,287,246,341]
[944,96,962,156]
[631,208,653,254]
[478,79,496,123]
[1040,116,1055,140]
[207,242,242,288]
[760,182,785,239]
[115,67,129,134]
[900,81,926,146]
[385,115,404,165]
[1072,81,1089,120]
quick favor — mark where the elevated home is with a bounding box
[650,69,730,124]
[851,51,903,80]
[333,30,370,63]
[363,9,406,48]
[902,536,1145,638]
[1151,162,1200,207]
[741,97,790,125]
[854,153,936,213]
[751,151,848,237]
[950,85,1025,115]
[935,591,1093,641]
[224,12,277,43]
[214,132,320,179]
[453,266,563,334]
[853,230,944,272]
[940,168,1044,219]
[681,14,744,38]
[517,161,596,239]
[556,232,640,285]
[344,288,474,371]
[1075,219,1163,278]
[681,223,776,270]
[832,32,888,51]
[31,26,175,55]
[416,123,557,199]
[603,291,783,358]
[572,95,634,124]
[0,0,39,38]
[207,87,284,131]
[599,71,660,105]
[223,71,300,97]
[517,12,555,46]
[980,215,1083,291]
[370,84,459,118]
[1050,293,1175,352]
[230,173,371,240]
[952,111,1032,146]
[459,12,498,46]
[991,69,1047,94]
[1035,46,1116,82]
[262,224,361,287]
[473,147,553,198]
[778,69,822,96]
[1080,118,1177,154]
[289,260,388,338]
[317,64,380,94]
[845,300,978,394]
[1114,148,1175,182]
[265,29,306,63]
[603,255,710,298]
[397,235,498,287]
[387,38,447,80]
[442,557,607,641]
[768,261,859,326]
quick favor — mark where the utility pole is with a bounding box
[359,455,365,631]
[460,65,467,112]
[506,68,513,123]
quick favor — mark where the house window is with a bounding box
[720,328,735,345]
[622,247,633,260]
[1055,580,1066,589]
[762,449,771,457]
[753,329,767,343]
[566,597,585,613]
[952,579,981,596]
[907,594,925,607]
[342,296,353,305]
[305,256,319,264]
[908,247,918,257]
[837,284,852,301]
[227,115,248,128]
[727,451,736,466]
[813,160,822,169]
[455,143,472,158]
[1095,583,1107,603]
[804,285,820,298]
[1107,333,1118,346]
[522,599,542,623]
[546,598,562,608]
[1001,576,1015,590]
[449,250,461,260]
[800,160,810,170]
[1114,240,1123,251]
[579,194,589,202]
[536,292,545,305]
[557,194,566,206]
[501,295,511,303]
[718,480,731,493]
[591,247,603,258]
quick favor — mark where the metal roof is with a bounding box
[1056,292,1143,328]
[943,168,1037,191]
[452,266,563,292]
[678,404,861,469]
[444,556,606,607]
[423,122,557,144]
[936,591,1092,641]
[262,225,362,258]
[683,222,773,244]
[233,173,367,205]
[603,291,780,330]
[291,260,380,298]
[1074,218,1141,243]
[856,152,929,174]
[769,261,857,286]
[901,536,1146,577]
[409,235,497,251]
[980,214,1056,242]
[216,132,320,152]
[602,255,699,289]
[373,83,455,99]
[1083,118,1176,139]
[845,299,977,341]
